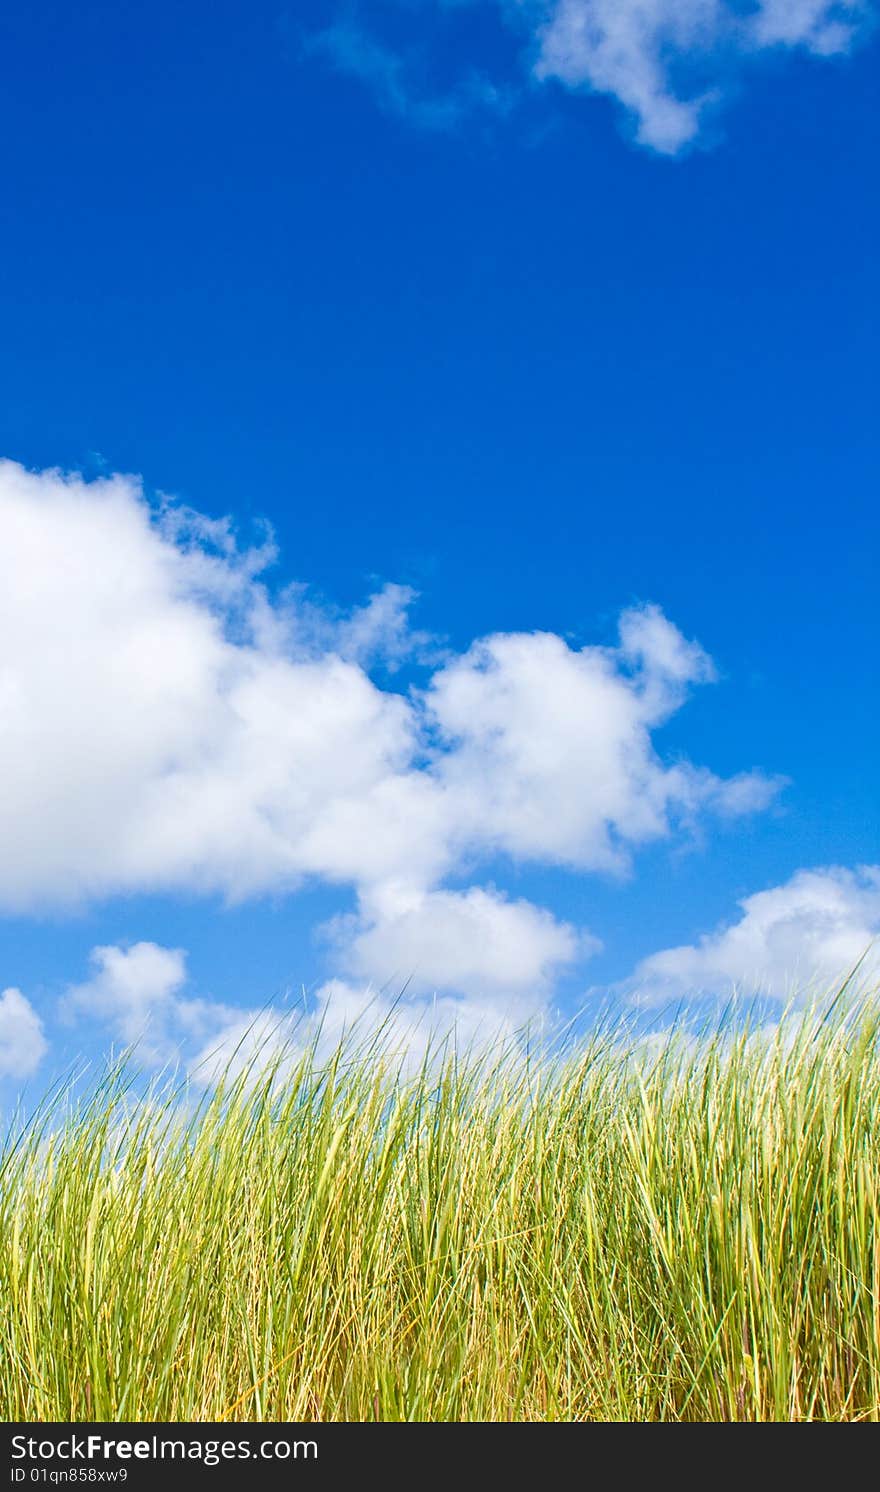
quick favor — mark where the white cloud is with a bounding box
[60,939,301,1081]
[189,973,550,1086]
[62,897,578,1083]
[308,2,875,153]
[306,976,544,1063]
[330,582,434,670]
[0,460,416,909]
[330,884,589,999]
[618,601,716,691]
[0,460,775,927]
[0,459,784,1054]
[80,958,535,1088]
[59,859,880,1085]
[63,942,235,1066]
[749,0,864,51]
[530,0,873,151]
[625,865,880,1006]
[424,618,777,873]
[532,0,721,152]
[189,1008,302,1088]
[0,987,48,1078]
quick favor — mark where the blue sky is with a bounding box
[0,0,878,1090]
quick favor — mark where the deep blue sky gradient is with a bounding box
[0,0,877,1040]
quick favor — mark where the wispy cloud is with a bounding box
[531,0,874,151]
[304,15,514,130]
[304,1,876,152]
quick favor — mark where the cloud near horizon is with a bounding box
[0,987,47,1079]
[59,941,546,1084]
[308,1,875,153]
[51,859,880,1082]
[621,864,880,1008]
[62,943,236,1069]
[0,456,784,1069]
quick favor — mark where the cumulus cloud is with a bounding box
[624,865,880,1006]
[307,1,875,153]
[0,460,416,909]
[0,458,783,1051]
[0,987,48,1079]
[0,460,775,925]
[329,884,590,999]
[424,619,776,872]
[58,862,880,1085]
[63,942,236,1066]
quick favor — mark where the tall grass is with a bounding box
[2,996,880,1421]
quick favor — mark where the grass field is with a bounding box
[2,995,880,1422]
